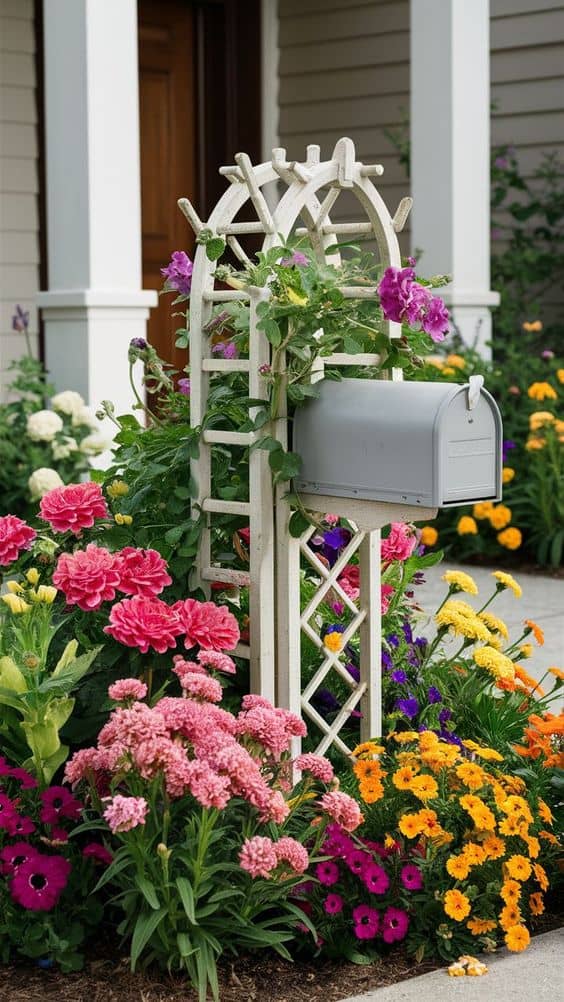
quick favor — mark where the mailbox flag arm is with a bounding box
[467,375,484,410]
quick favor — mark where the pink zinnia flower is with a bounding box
[179,672,223,703]
[103,795,148,833]
[295,753,334,783]
[108,678,148,702]
[362,861,390,895]
[352,904,379,940]
[39,481,109,534]
[273,837,309,875]
[0,515,36,565]
[318,791,363,832]
[381,906,409,943]
[324,892,344,915]
[174,598,240,651]
[10,853,71,911]
[82,842,113,866]
[0,841,38,875]
[239,836,278,879]
[53,543,121,610]
[197,649,237,674]
[381,523,417,563]
[400,863,423,891]
[115,546,172,597]
[104,595,183,654]
[316,860,339,886]
[40,786,83,825]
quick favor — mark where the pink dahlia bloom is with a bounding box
[273,837,309,875]
[318,791,363,832]
[39,481,109,534]
[115,546,172,597]
[103,794,148,833]
[381,523,417,563]
[174,598,240,651]
[197,649,237,674]
[104,595,183,654]
[53,543,121,610]
[0,515,36,566]
[179,672,223,703]
[295,753,334,784]
[108,678,148,702]
[10,853,71,911]
[239,835,278,879]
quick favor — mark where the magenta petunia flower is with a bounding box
[10,853,71,911]
[400,863,423,891]
[0,841,38,875]
[0,792,17,830]
[82,842,113,866]
[40,786,83,825]
[316,860,340,886]
[381,906,409,943]
[377,266,449,342]
[7,767,37,789]
[5,814,36,838]
[362,861,390,895]
[324,892,344,915]
[161,250,193,295]
[345,848,372,876]
[352,903,379,939]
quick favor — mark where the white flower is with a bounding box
[52,436,78,460]
[28,467,64,500]
[80,433,109,456]
[71,405,98,429]
[27,410,64,442]
[51,390,85,416]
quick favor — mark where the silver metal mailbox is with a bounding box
[293,377,503,509]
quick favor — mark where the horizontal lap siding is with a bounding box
[0,0,40,396]
[277,0,411,255]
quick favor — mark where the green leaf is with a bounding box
[289,510,311,538]
[342,336,363,354]
[175,876,196,924]
[135,876,160,910]
[176,932,195,958]
[206,238,226,261]
[130,908,167,970]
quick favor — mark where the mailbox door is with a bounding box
[439,389,502,504]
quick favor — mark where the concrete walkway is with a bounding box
[341,928,563,1002]
[412,561,564,686]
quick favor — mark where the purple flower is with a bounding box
[502,439,516,463]
[212,341,238,359]
[391,669,407,684]
[312,688,340,714]
[324,892,344,915]
[316,860,339,886]
[346,849,371,875]
[400,863,423,891]
[541,350,554,360]
[402,621,413,644]
[177,378,191,396]
[362,861,390,895]
[406,256,417,267]
[494,156,509,170]
[387,634,399,648]
[412,572,426,586]
[396,695,419,719]
[382,651,393,671]
[381,906,409,943]
[421,295,449,342]
[491,227,503,241]
[406,648,420,668]
[438,708,452,724]
[161,250,193,295]
[428,686,442,704]
[352,904,379,940]
[346,662,360,683]
[12,304,29,332]
[280,251,308,267]
[377,267,449,341]
[414,636,427,649]
[323,527,351,551]
[130,337,147,350]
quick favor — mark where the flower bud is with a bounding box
[6,580,24,594]
[1,593,31,614]
[157,843,171,861]
[26,568,40,586]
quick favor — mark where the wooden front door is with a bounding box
[138,0,197,370]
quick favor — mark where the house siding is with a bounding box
[0,0,41,396]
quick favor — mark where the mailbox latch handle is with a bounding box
[467,375,484,411]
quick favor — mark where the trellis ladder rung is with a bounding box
[360,163,384,177]
[202,359,250,373]
[203,290,249,302]
[203,430,255,446]
[227,235,251,264]
[337,285,379,298]
[326,353,381,366]
[234,152,276,233]
[234,642,250,659]
[177,197,205,236]
[202,566,251,587]
[217,222,266,235]
[218,165,245,182]
[202,498,251,516]
[392,196,413,233]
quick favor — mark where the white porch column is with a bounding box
[37,0,156,415]
[410,0,499,356]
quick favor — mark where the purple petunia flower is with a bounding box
[391,670,407,684]
[212,341,238,359]
[396,695,419,719]
[400,863,423,891]
[387,634,399,648]
[414,636,428,649]
[177,378,191,396]
[377,266,449,342]
[406,648,420,668]
[324,893,344,915]
[402,621,413,644]
[428,686,442,704]
[130,337,147,350]
[382,651,393,671]
[161,250,193,295]
[280,251,308,267]
[346,849,371,875]
[346,662,360,683]
[502,439,516,463]
[438,708,452,724]
[313,688,340,714]
[323,527,351,551]
[422,295,449,342]
[494,156,509,170]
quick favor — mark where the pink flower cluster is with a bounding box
[381,523,417,563]
[239,834,309,879]
[0,514,36,566]
[40,482,108,534]
[53,544,172,612]
[318,791,363,832]
[377,266,449,342]
[103,795,148,833]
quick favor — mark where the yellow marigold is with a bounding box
[446,354,466,369]
[505,855,532,882]
[502,467,515,484]
[529,411,555,431]
[500,904,522,931]
[523,835,540,858]
[500,773,526,794]
[529,892,544,916]
[462,739,504,762]
[527,381,557,401]
[398,813,424,839]
[519,644,533,661]
[352,740,386,758]
[483,835,505,860]
[558,369,564,384]
[435,603,491,642]
[446,855,471,880]
[474,645,515,681]
[492,571,522,597]
[391,731,419,744]
[359,781,385,804]
[522,320,542,332]
[500,879,521,905]
[462,842,487,866]
[107,479,129,498]
[488,504,512,530]
[392,765,419,790]
[497,527,522,550]
[524,619,544,646]
[533,863,548,891]
[501,795,533,824]
[409,774,439,802]
[457,515,478,536]
[324,631,343,653]
[467,917,497,936]
[499,815,521,837]
[444,889,471,922]
[456,763,487,790]
[416,808,444,837]
[548,666,564,680]
[504,924,530,952]
[526,435,546,451]
[459,795,496,831]
[537,799,553,825]
[354,760,384,783]
[418,731,440,751]
[442,569,479,595]
[420,525,438,546]
[478,612,509,639]
[443,366,456,376]
[473,501,494,520]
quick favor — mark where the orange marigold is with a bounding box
[392,765,419,790]
[505,855,532,882]
[524,619,544,646]
[444,890,471,922]
[446,855,471,880]
[483,835,506,860]
[467,917,497,936]
[500,904,522,931]
[500,880,521,905]
[505,924,530,952]
[398,814,424,839]
[409,774,439,802]
[533,863,549,891]
[456,762,487,790]
[529,892,544,916]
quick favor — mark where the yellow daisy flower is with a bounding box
[492,571,522,597]
[442,570,478,595]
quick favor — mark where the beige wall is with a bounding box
[0,0,41,395]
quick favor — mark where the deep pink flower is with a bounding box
[295,753,334,783]
[315,860,340,886]
[273,837,309,875]
[280,251,308,267]
[346,849,371,875]
[161,250,193,295]
[104,595,183,654]
[239,836,278,879]
[108,678,148,702]
[39,481,109,534]
[381,523,417,563]
[180,672,223,703]
[0,841,38,875]
[323,823,354,859]
[82,842,113,866]
[378,266,449,342]
[6,767,37,789]
[10,853,71,911]
[0,515,36,565]
[115,547,172,597]
[197,649,237,673]
[362,861,390,895]
[175,599,240,651]
[53,543,121,610]
[352,904,379,939]
[381,584,394,614]
[400,863,423,891]
[422,295,450,341]
[324,893,344,915]
[0,792,17,829]
[5,814,36,837]
[40,787,83,824]
[382,906,409,943]
[49,827,69,843]
[103,795,148,833]
[318,791,363,832]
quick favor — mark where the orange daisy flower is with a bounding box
[524,620,544,646]
[505,925,530,952]
[500,880,521,905]
[505,855,532,882]
[467,917,497,936]
[533,863,549,891]
[500,904,522,931]
[444,889,471,922]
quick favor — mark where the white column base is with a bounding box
[439,289,500,359]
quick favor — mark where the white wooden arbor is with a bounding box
[180,138,436,755]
